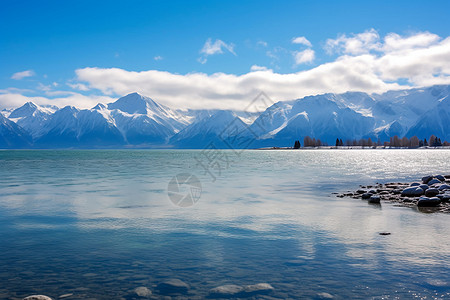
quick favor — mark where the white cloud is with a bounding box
[67,83,90,91]
[293,49,315,64]
[11,70,35,80]
[292,36,312,47]
[154,55,163,61]
[250,65,269,71]
[383,32,440,52]
[199,38,236,63]
[325,29,381,55]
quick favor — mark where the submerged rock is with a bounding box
[23,296,53,300]
[134,286,152,298]
[157,279,189,294]
[316,292,334,299]
[209,285,243,297]
[243,283,274,295]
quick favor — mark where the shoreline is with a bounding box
[257,146,450,150]
[336,174,450,214]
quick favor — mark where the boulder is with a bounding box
[438,184,450,191]
[419,184,429,191]
[428,179,442,186]
[361,193,372,199]
[442,194,450,202]
[401,186,424,197]
[418,197,441,207]
[425,188,439,197]
[157,279,189,295]
[422,175,434,184]
[368,195,381,204]
[435,175,446,181]
[410,182,421,186]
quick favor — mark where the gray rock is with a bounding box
[435,175,446,181]
[428,178,442,186]
[134,286,152,298]
[410,182,421,186]
[441,194,450,202]
[157,279,189,294]
[209,285,244,297]
[361,193,372,199]
[422,175,434,184]
[368,195,381,204]
[425,188,439,197]
[438,184,450,191]
[23,296,53,300]
[243,283,274,295]
[401,186,424,197]
[418,197,441,207]
[419,184,429,191]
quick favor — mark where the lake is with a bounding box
[0,149,449,299]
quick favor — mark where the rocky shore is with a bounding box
[336,174,450,213]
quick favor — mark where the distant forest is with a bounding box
[293,135,449,148]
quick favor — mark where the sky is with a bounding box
[1,0,450,110]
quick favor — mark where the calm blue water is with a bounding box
[0,149,449,299]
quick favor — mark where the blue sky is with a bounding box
[1,0,450,110]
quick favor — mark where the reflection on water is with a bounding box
[0,149,449,299]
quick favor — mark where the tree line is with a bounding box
[293,135,450,148]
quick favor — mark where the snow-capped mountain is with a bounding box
[1,85,450,148]
[170,110,253,148]
[0,113,31,148]
[8,102,58,139]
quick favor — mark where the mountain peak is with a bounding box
[107,92,161,114]
[9,101,39,118]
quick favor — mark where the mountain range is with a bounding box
[1,85,450,149]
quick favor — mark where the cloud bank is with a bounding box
[2,30,450,111]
